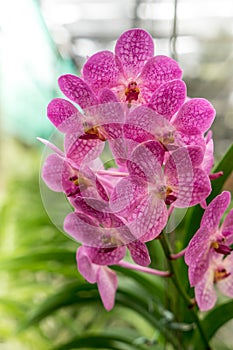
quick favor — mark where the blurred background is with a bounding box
[0,0,233,349]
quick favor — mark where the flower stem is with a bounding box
[170,247,187,260]
[159,233,211,350]
[117,260,171,277]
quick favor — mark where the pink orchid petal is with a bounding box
[97,266,118,311]
[58,75,99,109]
[217,254,233,298]
[86,246,126,266]
[125,106,175,144]
[42,154,63,192]
[173,98,216,134]
[91,102,125,127]
[82,51,123,93]
[194,268,216,311]
[185,226,210,266]
[221,208,233,244]
[165,148,210,207]
[127,140,164,182]
[189,168,211,206]
[47,98,83,133]
[128,195,168,242]
[115,29,154,78]
[188,248,211,287]
[139,55,183,91]
[108,138,138,166]
[110,176,146,216]
[66,138,104,166]
[127,240,151,266]
[174,131,206,150]
[76,246,99,283]
[99,89,119,104]
[37,138,64,158]
[201,191,231,231]
[64,212,104,247]
[148,80,186,120]
[72,196,108,220]
[202,131,214,174]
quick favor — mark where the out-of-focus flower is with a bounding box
[194,253,233,311]
[185,191,233,286]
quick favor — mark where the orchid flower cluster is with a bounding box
[40,29,233,312]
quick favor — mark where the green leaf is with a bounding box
[208,143,233,202]
[19,281,183,349]
[202,300,233,341]
[52,332,149,350]
[192,301,233,349]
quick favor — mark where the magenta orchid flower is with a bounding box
[77,245,119,311]
[81,28,183,105]
[123,97,215,154]
[194,253,233,311]
[64,195,151,266]
[110,140,211,242]
[42,151,108,200]
[185,191,233,287]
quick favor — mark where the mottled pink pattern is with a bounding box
[77,246,118,311]
[82,29,183,104]
[148,80,186,120]
[39,28,225,313]
[185,191,233,287]
[195,254,233,311]
[173,98,216,134]
[58,74,99,109]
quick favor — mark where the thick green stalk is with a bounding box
[159,233,212,350]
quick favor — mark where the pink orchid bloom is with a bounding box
[110,140,211,242]
[123,96,215,154]
[47,94,126,164]
[194,253,233,311]
[81,28,183,105]
[64,195,151,266]
[77,245,120,311]
[185,191,233,287]
[42,151,108,200]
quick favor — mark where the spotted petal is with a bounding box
[127,240,151,266]
[97,266,118,311]
[115,29,154,78]
[42,154,63,192]
[139,55,183,91]
[47,98,83,133]
[217,254,233,298]
[66,138,104,166]
[110,176,146,216]
[201,191,231,231]
[82,51,123,93]
[194,267,216,311]
[58,75,99,109]
[85,246,126,266]
[76,246,99,283]
[173,98,216,134]
[148,80,186,120]
[127,140,164,182]
[128,195,168,242]
[221,208,233,245]
[185,226,211,266]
